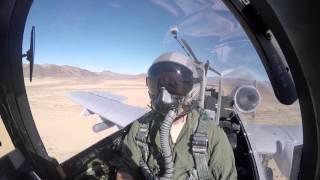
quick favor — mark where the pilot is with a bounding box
[116,52,237,180]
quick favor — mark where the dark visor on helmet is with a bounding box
[146,62,194,96]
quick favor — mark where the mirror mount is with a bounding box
[22,26,35,82]
[170,26,221,76]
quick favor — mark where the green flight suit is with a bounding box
[118,109,237,180]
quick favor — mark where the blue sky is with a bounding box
[23,0,268,79]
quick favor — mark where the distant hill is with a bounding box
[23,64,273,95]
[23,64,146,79]
[23,63,278,101]
[97,70,146,79]
[23,63,298,112]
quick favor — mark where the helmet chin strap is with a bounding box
[182,83,201,106]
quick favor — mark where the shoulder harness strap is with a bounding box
[192,109,210,180]
[136,122,149,161]
[135,119,157,180]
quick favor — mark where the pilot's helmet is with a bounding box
[146,52,201,112]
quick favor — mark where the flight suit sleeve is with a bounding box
[208,125,237,180]
[117,121,142,178]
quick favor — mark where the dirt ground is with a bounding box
[23,77,149,162]
[1,77,300,179]
[0,117,15,157]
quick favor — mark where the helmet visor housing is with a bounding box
[146,62,194,96]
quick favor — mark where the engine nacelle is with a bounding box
[234,85,261,113]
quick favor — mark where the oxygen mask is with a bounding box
[152,87,183,115]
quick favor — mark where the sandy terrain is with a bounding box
[24,77,149,162]
[1,74,300,179]
[0,117,15,157]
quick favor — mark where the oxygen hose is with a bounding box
[159,109,178,180]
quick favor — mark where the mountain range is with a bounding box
[22,64,146,79]
[22,64,284,105]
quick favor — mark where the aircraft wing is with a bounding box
[67,91,148,132]
[243,122,303,178]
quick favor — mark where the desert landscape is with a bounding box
[22,64,150,162]
[0,64,301,179]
